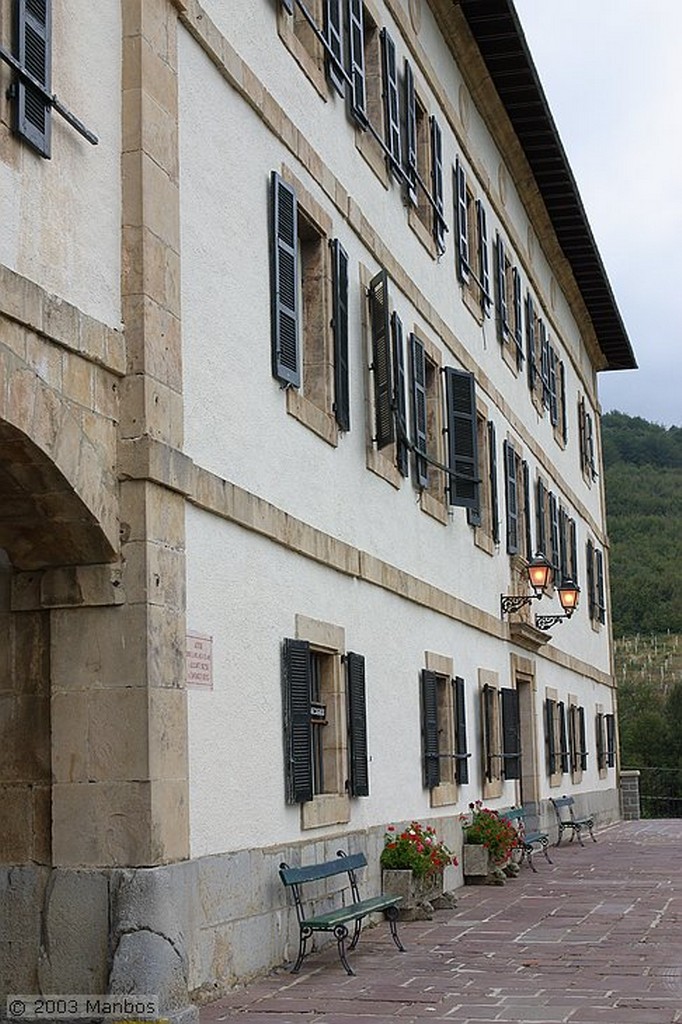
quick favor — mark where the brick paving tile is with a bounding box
[199,821,682,1024]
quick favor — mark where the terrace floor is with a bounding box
[199,818,682,1024]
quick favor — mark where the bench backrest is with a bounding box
[279,851,367,887]
[501,807,525,823]
[550,796,575,821]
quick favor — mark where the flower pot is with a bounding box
[462,843,490,883]
[382,868,444,920]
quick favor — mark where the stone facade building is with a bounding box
[0,1,636,1021]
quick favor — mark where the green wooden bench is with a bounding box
[501,806,552,872]
[550,795,596,847]
[279,850,405,975]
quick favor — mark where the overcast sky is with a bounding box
[513,1,681,428]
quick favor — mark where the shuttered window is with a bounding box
[482,683,499,783]
[410,333,428,488]
[331,238,350,431]
[570,704,588,774]
[501,688,520,780]
[404,60,417,206]
[380,28,401,175]
[15,0,52,158]
[586,538,595,620]
[348,0,367,125]
[526,294,537,392]
[545,698,557,776]
[421,670,470,793]
[489,421,500,545]
[421,670,440,790]
[282,639,313,803]
[595,548,606,624]
[605,713,616,768]
[495,235,509,342]
[558,701,569,773]
[391,313,409,476]
[476,199,491,314]
[368,269,394,449]
[325,0,345,94]
[431,117,445,253]
[445,368,478,509]
[595,711,606,771]
[512,269,524,367]
[536,478,547,558]
[548,492,560,579]
[559,362,568,443]
[346,652,369,795]
[522,460,533,560]
[548,346,559,427]
[455,158,469,281]
[454,676,470,785]
[503,440,519,555]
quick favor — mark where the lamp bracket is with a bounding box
[500,593,541,617]
[535,613,571,630]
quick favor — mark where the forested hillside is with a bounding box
[601,412,682,637]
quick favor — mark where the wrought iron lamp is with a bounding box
[535,579,581,630]
[500,553,552,617]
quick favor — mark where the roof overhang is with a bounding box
[456,0,637,370]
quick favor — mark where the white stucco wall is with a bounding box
[0,2,122,326]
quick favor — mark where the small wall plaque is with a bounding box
[186,632,213,690]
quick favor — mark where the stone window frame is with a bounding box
[407,75,438,258]
[423,652,459,808]
[480,669,503,801]
[468,398,496,556]
[567,694,587,784]
[412,325,447,525]
[354,0,390,188]
[361,263,403,490]
[545,686,568,789]
[277,0,329,101]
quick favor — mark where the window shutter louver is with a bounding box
[348,0,367,126]
[489,421,500,545]
[579,706,588,770]
[455,159,469,282]
[558,507,569,581]
[325,0,345,95]
[430,117,445,253]
[421,670,440,789]
[569,705,578,773]
[503,440,518,554]
[536,478,547,557]
[404,60,417,205]
[495,235,509,342]
[476,200,491,313]
[368,269,394,449]
[501,687,521,780]
[546,698,556,775]
[558,701,569,773]
[526,294,537,391]
[513,268,524,366]
[270,172,300,387]
[282,638,313,804]
[569,519,578,586]
[548,492,560,578]
[559,361,568,442]
[596,712,606,770]
[483,684,496,782]
[549,347,559,426]
[445,368,478,509]
[15,0,52,158]
[454,676,469,784]
[346,652,369,796]
[522,460,533,560]
[586,538,595,619]
[605,713,615,768]
[391,312,409,477]
[578,397,587,473]
[540,321,550,408]
[586,412,596,477]
[410,333,428,488]
[380,28,402,175]
[331,239,350,431]
[596,548,606,623]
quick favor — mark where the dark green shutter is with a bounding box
[282,638,312,803]
[595,711,605,770]
[483,684,496,782]
[579,706,588,770]
[501,687,520,780]
[605,713,615,768]
[513,268,524,367]
[545,698,556,775]
[380,28,402,174]
[348,0,367,126]
[347,652,369,796]
[270,172,300,386]
[595,548,606,623]
[368,269,394,449]
[495,235,509,342]
[455,158,469,282]
[410,333,428,488]
[526,294,537,391]
[325,0,345,95]
[421,670,440,789]
[454,676,469,784]
[445,368,478,508]
[585,411,595,477]
[476,200,490,313]
[431,116,445,253]
[568,705,578,773]
[15,0,52,158]
[404,60,417,205]
[540,321,550,408]
[391,312,409,477]
[558,701,569,773]
[586,538,595,620]
[578,397,587,473]
[559,361,568,443]
[504,440,518,554]
[331,238,350,431]
[558,507,568,581]
[548,492,560,578]
[549,346,559,426]
[569,518,578,586]
[536,478,547,558]
[522,460,533,560]
[489,421,500,545]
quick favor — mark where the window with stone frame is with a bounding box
[8,0,52,158]
[277,0,346,99]
[494,234,524,373]
[403,64,446,255]
[455,157,491,320]
[281,617,368,830]
[468,413,499,554]
[270,169,349,445]
[545,692,569,786]
[586,537,606,628]
[503,441,532,561]
[421,658,470,807]
[409,328,446,520]
[578,394,598,483]
[595,708,615,776]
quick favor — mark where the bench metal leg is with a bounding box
[525,844,538,873]
[587,820,597,842]
[540,838,553,865]
[334,924,354,975]
[348,917,362,950]
[291,925,313,974]
[385,904,406,952]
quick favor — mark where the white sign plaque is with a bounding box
[186,632,213,690]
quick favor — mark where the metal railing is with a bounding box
[622,766,682,819]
